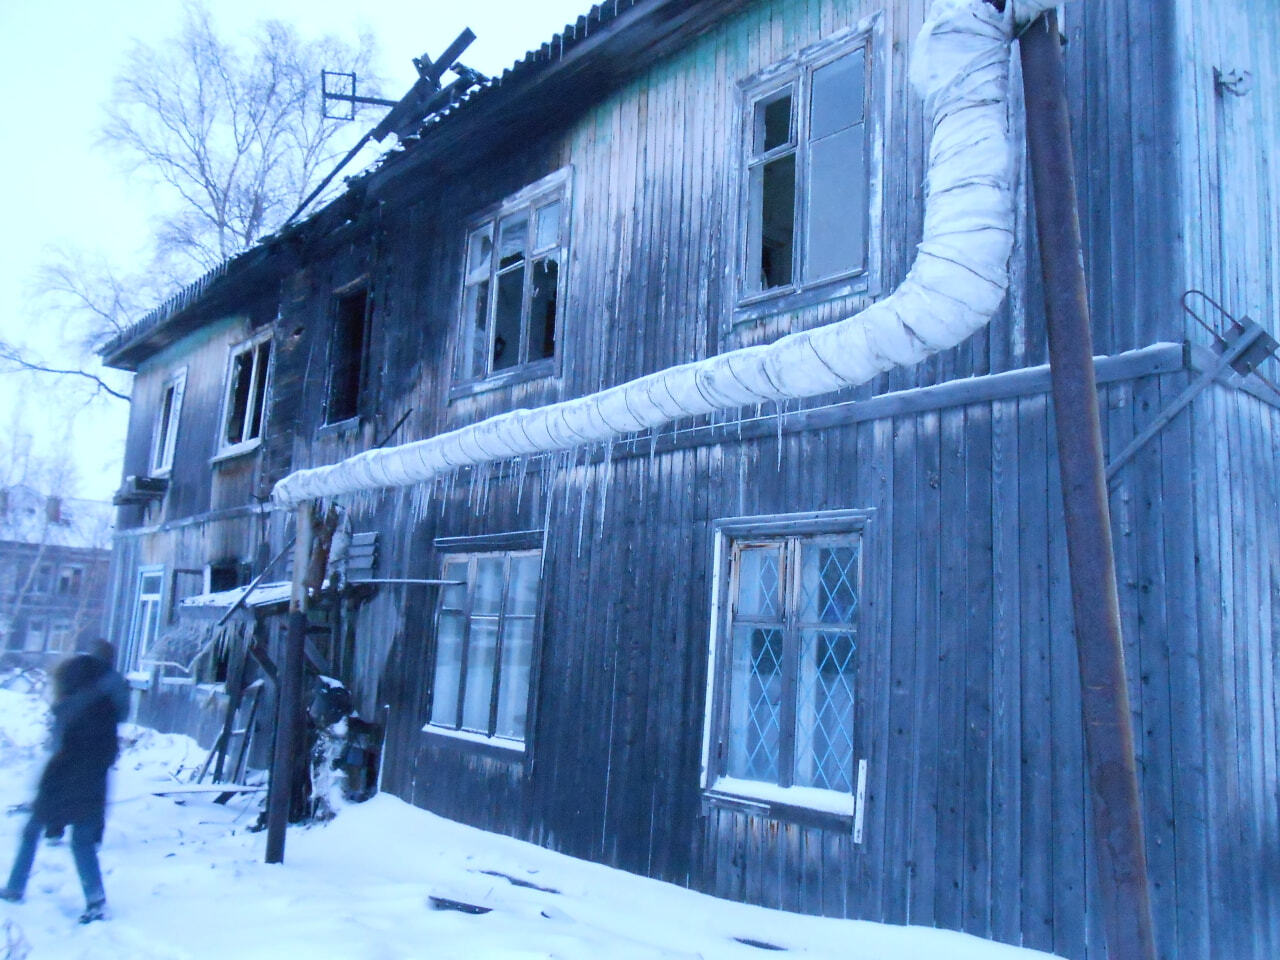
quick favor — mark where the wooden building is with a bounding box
[99,1,1280,957]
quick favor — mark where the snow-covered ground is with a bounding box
[0,678,1064,960]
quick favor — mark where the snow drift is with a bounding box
[273,0,1051,508]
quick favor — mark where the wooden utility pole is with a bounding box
[1019,11,1158,959]
[265,503,315,864]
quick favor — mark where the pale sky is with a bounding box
[0,0,589,500]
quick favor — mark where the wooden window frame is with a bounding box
[731,19,883,327]
[149,367,187,476]
[423,544,544,755]
[214,331,273,460]
[450,168,572,399]
[702,509,873,832]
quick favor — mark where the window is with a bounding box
[150,368,187,475]
[57,565,84,596]
[326,287,370,424]
[218,335,272,454]
[33,564,54,595]
[456,172,568,386]
[128,566,165,668]
[23,619,47,653]
[427,550,541,748]
[740,33,871,304]
[705,512,870,824]
[48,620,74,654]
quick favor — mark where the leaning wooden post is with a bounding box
[1019,11,1157,959]
[265,502,315,864]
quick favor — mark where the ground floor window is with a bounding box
[427,549,541,747]
[129,566,165,668]
[706,512,869,821]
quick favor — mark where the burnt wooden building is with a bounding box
[99,1,1280,957]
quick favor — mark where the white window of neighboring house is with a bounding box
[150,368,187,475]
[703,511,872,830]
[33,564,54,595]
[217,334,272,456]
[57,564,85,596]
[23,618,47,653]
[129,566,165,667]
[738,26,876,311]
[455,170,569,390]
[426,549,542,750]
[48,620,74,654]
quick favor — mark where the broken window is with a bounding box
[705,513,871,827]
[150,368,187,475]
[428,549,541,747]
[326,288,370,424]
[742,37,870,302]
[219,335,272,453]
[457,174,567,385]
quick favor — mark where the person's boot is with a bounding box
[0,887,22,903]
[77,899,107,924]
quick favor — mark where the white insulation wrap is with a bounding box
[273,0,1019,508]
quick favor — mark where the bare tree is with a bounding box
[102,1,381,275]
[8,3,382,402]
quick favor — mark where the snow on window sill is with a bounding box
[422,723,525,754]
[210,438,262,465]
[707,776,854,818]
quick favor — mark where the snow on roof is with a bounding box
[179,581,293,611]
[0,484,113,550]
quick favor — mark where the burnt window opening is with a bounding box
[150,369,186,475]
[457,173,568,386]
[742,37,870,303]
[207,561,247,593]
[326,288,370,424]
[220,337,272,452]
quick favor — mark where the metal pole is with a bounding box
[1020,13,1157,959]
[265,502,314,864]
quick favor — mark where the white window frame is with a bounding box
[701,509,873,831]
[733,18,883,324]
[424,548,543,752]
[23,618,47,653]
[215,332,272,459]
[128,564,166,669]
[149,367,187,476]
[452,168,571,396]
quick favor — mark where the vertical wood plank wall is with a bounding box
[102,1,1280,958]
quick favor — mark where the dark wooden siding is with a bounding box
[330,357,1280,960]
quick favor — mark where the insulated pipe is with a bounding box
[272,0,1053,508]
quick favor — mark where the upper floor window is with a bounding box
[218,334,271,456]
[427,549,542,749]
[740,32,872,306]
[704,511,871,828]
[455,171,569,390]
[326,286,370,425]
[57,564,85,596]
[150,368,187,475]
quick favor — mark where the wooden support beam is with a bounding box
[1020,12,1157,959]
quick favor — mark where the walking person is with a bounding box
[0,648,125,923]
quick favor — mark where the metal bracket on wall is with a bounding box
[1106,315,1278,487]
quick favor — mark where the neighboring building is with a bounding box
[0,485,112,665]
[98,2,1280,958]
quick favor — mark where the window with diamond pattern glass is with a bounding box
[720,534,860,795]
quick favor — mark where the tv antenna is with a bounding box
[286,29,486,228]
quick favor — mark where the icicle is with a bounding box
[575,457,590,559]
[775,400,784,471]
[596,439,614,539]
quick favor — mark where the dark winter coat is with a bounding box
[32,655,121,840]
